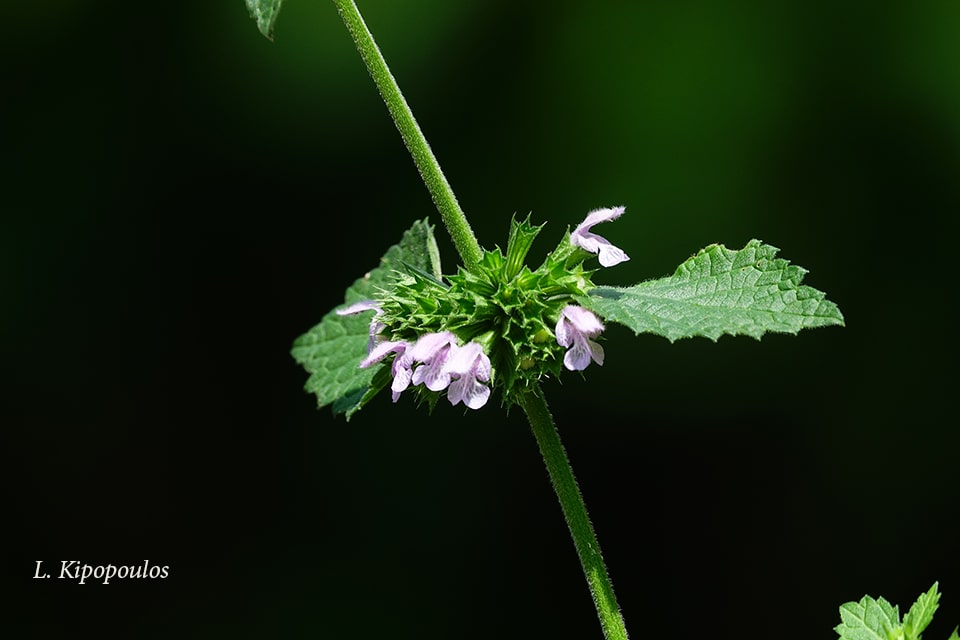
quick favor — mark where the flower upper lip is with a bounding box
[410,331,458,392]
[336,300,385,353]
[361,340,413,402]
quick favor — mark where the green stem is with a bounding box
[331,0,484,271]
[330,3,628,636]
[518,387,629,640]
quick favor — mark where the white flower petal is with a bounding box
[391,361,412,393]
[448,377,490,409]
[561,305,604,336]
[563,338,592,371]
[415,359,452,392]
[336,300,381,316]
[587,339,604,366]
[596,242,630,267]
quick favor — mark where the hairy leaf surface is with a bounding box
[835,594,901,640]
[581,239,844,342]
[904,583,941,640]
[835,585,957,640]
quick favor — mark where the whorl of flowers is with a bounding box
[339,207,629,409]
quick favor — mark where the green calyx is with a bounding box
[377,215,595,403]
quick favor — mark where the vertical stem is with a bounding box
[328,3,629,637]
[332,0,484,271]
[518,387,630,640]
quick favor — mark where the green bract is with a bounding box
[377,215,597,403]
[291,216,598,417]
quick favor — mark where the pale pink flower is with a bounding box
[360,340,413,402]
[570,206,630,267]
[444,342,492,410]
[409,331,458,391]
[555,305,605,371]
[359,329,493,409]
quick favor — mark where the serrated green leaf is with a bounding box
[291,219,440,420]
[947,626,959,640]
[904,583,941,640]
[580,239,844,342]
[245,0,284,40]
[835,594,902,640]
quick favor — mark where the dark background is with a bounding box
[3,1,958,638]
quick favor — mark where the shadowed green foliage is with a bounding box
[245,0,284,40]
[291,219,441,419]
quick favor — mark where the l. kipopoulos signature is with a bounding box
[33,560,169,585]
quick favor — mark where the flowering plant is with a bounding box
[237,2,960,639]
[330,208,633,413]
[292,206,844,421]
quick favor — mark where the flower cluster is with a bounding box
[365,332,491,409]
[339,206,629,410]
[335,308,493,409]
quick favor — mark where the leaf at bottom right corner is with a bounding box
[835,594,901,640]
[903,583,941,640]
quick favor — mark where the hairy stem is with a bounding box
[518,387,629,640]
[330,2,628,636]
[331,0,484,271]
